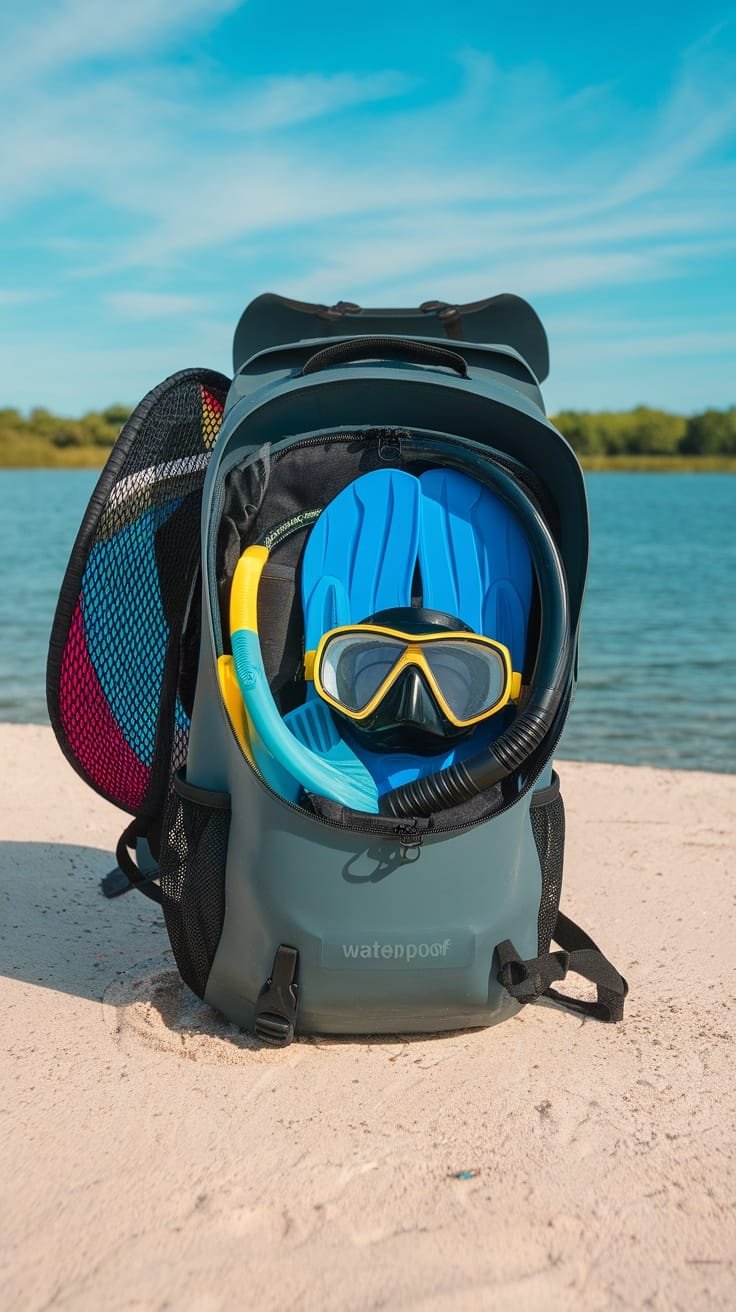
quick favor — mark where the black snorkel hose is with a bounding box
[380,438,573,819]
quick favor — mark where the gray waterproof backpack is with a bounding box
[48,293,627,1045]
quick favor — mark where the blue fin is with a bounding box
[300,470,422,650]
[418,469,533,672]
[278,469,422,808]
[352,469,534,793]
[346,723,500,794]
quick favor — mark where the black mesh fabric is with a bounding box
[532,790,565,954]
[159,779,230,999]
[47,369,231,819]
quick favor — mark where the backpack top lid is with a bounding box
[232,292,550,382]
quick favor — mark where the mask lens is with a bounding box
[424,640,507,721]
[319,634,405,713]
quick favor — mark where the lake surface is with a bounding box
[1,470,734,773]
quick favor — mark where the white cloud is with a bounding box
[0,330,233,413]
[2,18,729,233]
[603,93,736,211]
[1,0,243,84]
[553,321,736,361]
[273,192,735,309]
[3,41,729,290]
[0,12,733,413]
[219,72,416,133]
[106,291,212,318]
[0,289,48,306]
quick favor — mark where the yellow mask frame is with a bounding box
[305,623,524,727]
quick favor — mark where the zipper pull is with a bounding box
[397,818,430,861]
[377,429,408,463]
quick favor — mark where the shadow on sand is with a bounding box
[0,841,474,1055]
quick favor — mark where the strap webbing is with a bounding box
[497,910,628,1022]
[115,819,163,904]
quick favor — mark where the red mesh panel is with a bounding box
[48,370,231,815]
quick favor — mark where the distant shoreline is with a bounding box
[1,451,735,473]
[581,455,736,472]
[3,403,734,469]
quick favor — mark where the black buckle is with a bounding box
[254,1013,293,1045]
[254,945,299,1047]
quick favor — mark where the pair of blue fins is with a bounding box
[228,468,533,813]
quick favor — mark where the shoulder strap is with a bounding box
[497,910,627,1022]
[108,818,163,904]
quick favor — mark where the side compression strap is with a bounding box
[114,818,163,904]
[497,910,628,1022]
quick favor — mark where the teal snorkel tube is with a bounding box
[229,513,381,813]
[380,439,572,818]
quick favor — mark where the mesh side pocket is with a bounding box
[47,369,230,817]
[530,772,565,954]
[159,772,230,999]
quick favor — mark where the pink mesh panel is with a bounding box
[58,601,151,810]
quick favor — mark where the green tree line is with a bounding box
[552,405,736,456]
[0,404,130,450]
[0,402,734,465]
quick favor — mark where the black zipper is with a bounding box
[206,427,562,848]
[222,698,568,852]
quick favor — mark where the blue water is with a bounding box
[559,473,736,773]
[0,470,734,773]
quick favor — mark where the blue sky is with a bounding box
[1,1,734,415]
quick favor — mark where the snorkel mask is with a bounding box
[307,606,523,755]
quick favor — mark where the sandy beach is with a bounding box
[1,722,734,1311]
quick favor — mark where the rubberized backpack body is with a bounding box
[48,294,626,1045]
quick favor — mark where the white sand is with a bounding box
[0,723,734,1311]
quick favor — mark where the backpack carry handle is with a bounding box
[301,336,469,378]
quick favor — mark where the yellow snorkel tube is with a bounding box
[222,521,380,812]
